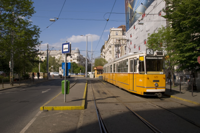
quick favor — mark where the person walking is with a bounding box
[32,72,34,81]
[167,72,171,84]
[37,72,40,79]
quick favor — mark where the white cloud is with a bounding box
[67,34,100,43]
[104,29,110,32]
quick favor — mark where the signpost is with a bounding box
[62,42,71,102]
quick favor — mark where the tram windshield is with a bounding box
[146,57,164,73]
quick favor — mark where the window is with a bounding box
[113,64,115,72]
[110,65,112,73]
[146,57,163,72]
[117,59,128,73]
[130,41,132,45]
[116,32,118,35]
[134,59,137,72]
[139,60,144,74]
[130,34,132,38]
[139,46,140,50]
[130,59,133,72]
[134,44,136,48]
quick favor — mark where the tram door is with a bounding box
[130,59,136,91]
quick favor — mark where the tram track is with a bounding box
[90,80,162,133]
[90,80,108,133]
[100,80,200,131]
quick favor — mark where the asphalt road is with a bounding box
[0,78,71,133]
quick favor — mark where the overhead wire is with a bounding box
[42,0,66,32]
[95,0,117,50]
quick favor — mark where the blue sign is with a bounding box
[62,43,70,54]
[62,62,71,76]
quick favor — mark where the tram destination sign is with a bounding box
[146,49,154,55]
[146,57,163,59]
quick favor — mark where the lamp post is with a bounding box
[81,35,88,78]
[46,44,54,80]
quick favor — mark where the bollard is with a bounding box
[170,79,172,92]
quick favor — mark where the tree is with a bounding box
[0,0,40,75]
[69,62,85,74]
[94,58,107,67]
[147,26,176,85]
[164,0,200,86]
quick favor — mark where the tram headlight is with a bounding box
[155,83,158,87]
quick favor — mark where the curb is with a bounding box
[40,81,88,111]
[164,93,200,106]
[0,79,53,91]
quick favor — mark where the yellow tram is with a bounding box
[103,52,166,97]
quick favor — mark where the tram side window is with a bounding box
[110,65,112,73]
[139,61,144,73]
[124,59,128,72]
[134,60,137,72]
[113,64,115,72]
[130,60,133,72]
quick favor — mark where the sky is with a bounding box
[31,0,126,59]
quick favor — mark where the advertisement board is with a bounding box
[125,0,155,31]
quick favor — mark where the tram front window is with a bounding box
[146,57,163,73]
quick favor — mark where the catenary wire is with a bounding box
[95,0,117,50]
[42,0,66,32]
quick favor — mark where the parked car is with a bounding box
[50,72,59,76]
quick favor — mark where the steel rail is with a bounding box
[99,80,162,133]
[90,81,108,133]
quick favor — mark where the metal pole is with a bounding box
[39,45,40,73]
[10,12,14,86]
[86,36,88,77]
[64,54,66,102]
[91,36,93,73]
[47,44,49,80]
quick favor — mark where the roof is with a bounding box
[118,25,126,31]
[94,66,103,70]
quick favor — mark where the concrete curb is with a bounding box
[164,93,200,106]
[0,79,53,91]
[40,81,88,111]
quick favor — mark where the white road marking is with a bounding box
[42,89,51,93]
[20,111,42,133]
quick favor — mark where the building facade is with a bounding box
[39,48,89,67]
[101,25,127,62]
[125,0,166,54]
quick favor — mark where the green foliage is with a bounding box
[94,58,107,67]
[69,62,85,74]
[164,0,200,73]
[0,76,10,82]
[0,0,41,74]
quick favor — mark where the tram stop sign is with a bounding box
[198,56,200,64]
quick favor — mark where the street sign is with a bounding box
[62,43,70,54]
[198,56,200,64]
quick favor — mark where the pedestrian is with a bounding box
[32,72,34,81]
[37,72,40,79]
[167,72,171,84]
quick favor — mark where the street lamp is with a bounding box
[46,44,54,80]
[81,35,88,77]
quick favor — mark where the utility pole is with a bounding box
[10,12,14,86]
[91,36,93,73]
[86,36,88,77]
[47,44,49,80]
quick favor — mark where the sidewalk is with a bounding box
[40,78,87,110]
[0,78,49,91]
[165,82,200,105]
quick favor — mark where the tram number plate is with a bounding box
[153,80,159,82]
